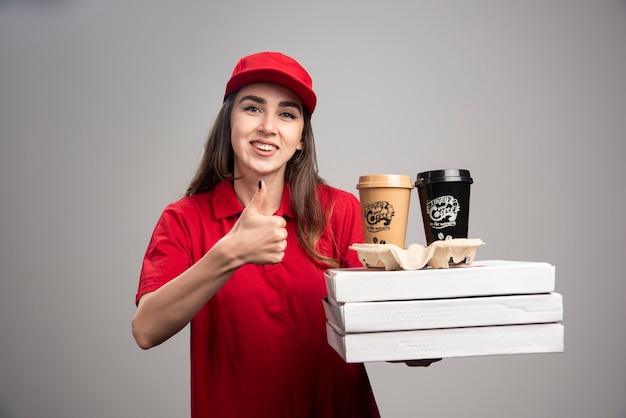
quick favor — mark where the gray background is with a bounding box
[1,1,625,417]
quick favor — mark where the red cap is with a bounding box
[224,51,317,114]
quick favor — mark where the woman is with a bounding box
[132,51,381,417]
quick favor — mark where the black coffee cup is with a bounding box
[415,169,473,245]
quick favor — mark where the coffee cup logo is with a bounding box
[364,200,395,232]
[427,195,460,229]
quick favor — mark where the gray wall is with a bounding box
[1,1,625,417]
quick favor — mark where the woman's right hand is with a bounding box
[225,180,288,265]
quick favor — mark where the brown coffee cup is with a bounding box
[356,174,414,248]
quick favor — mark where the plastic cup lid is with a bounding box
[357,174,414,189]
[415,169,473,186]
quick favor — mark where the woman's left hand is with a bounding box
[388,358,442,367]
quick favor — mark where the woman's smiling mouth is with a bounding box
[252,141,278,152]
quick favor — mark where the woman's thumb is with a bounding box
[243,179,266,215]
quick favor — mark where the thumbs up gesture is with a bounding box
[227,180,288,265]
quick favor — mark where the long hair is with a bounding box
[186,94,339,268]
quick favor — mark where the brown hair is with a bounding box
[186,94,339,268]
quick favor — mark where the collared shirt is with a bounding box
[137,180,380,418]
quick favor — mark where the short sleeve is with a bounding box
[135,203,193,305]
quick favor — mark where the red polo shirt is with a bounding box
[137,180,380,418]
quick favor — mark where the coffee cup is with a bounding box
[415,169,473,245]
[356,174,413,248]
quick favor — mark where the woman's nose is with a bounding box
[258,115,277,134]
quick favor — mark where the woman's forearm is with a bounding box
[131,238,242,349]
[132,183,288,349]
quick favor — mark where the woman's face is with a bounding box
[230,82,304,182]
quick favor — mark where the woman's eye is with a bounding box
[280,112,296,119]
[244,105,260,112]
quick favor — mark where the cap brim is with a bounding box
[225,68,317,114]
